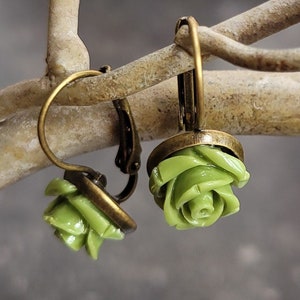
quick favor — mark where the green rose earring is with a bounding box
[147,16,250,230]
[37,68,141,259]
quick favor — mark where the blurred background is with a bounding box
[0,0,300,299]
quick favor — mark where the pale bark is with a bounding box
[0,0,300,189]
[46,0,90,80]
[1,0,300,118]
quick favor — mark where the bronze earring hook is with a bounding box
[38,70,102,179]
[147,16,244,176]
[176,16,204,131]
[146,17,250,227]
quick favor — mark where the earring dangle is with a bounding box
[37,69,141,260]
[147,16,250,230]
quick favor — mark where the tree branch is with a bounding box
[1,0,300,119]
[1,71,299,189]
[46,0,90,80]
[211,0,300,45]
[175,26,300,71]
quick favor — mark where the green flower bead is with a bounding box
[44,178,124,260]
[149,145,250,229]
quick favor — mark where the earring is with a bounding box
[37,68,141,260]
[147,16,250,230]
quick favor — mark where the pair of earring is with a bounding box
[38,16,249,260]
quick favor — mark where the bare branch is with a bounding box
[1,71,299,189]
[46,0,90,80]
[175,26,300,71]
[212,0,300,44]
[1,0,300,120]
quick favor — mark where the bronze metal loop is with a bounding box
[176,16,204,131]
[37,70,102,179]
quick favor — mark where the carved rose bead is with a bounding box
[149,145,250,229]
[44,178,124,259]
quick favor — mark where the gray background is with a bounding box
[0,1,300,299]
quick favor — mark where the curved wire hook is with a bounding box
[176,16,205,131]
[37,70,102,179]
[38,69,141,203]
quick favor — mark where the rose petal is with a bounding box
[194,194,224,227]
[44,199,88,235]
[188,192,214,219]
[149,155,207,195]
[173,147,208,163]
[68,194,112,236]
[102,225,124,240]
[164,178,193,229]
[195,145,250,186]
[85,228,104,260]
[54,229,86,251]
[180,192,224,227]
[214,185,240,216]
[181,193,214,225]
[45,178,77,196]
[173,166,234,208]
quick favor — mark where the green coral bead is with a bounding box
[44,177,125,259]
[149,145,250,229]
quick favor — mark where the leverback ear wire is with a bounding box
[176,16,205,131]
[147,16,244,176]
[38,69,141,234]
[146,16,250,230]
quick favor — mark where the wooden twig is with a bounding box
[1,0,300,119]
[176,26,300,71]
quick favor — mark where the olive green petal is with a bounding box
[103,225,124,240]
[175,221,197,230]
[181,193,214,225]
[44,201,88,235]
[44,196,64,216]
[164,178,192,229]
[85,229,104,260]
[194,194,224,227]
[234,170,250,188]
[68,194,112,236]
[180,193,224,227]
[54,229,86,251]
[149,167,163,197]
[173,166,233,208]
[149,155,207,195]
[214,186,240,216]
[45,178,77,196]
[173,147,208,164]
[179,192,222,227]
[188,192,214,219]
[196,145,249,184]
